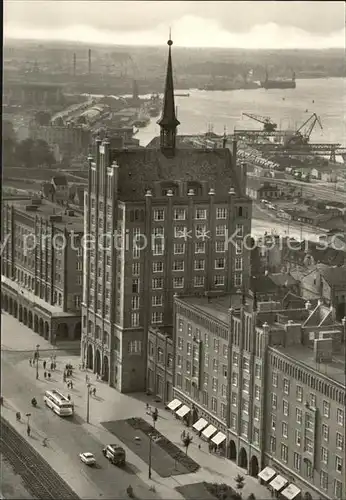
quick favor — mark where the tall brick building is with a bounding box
[81,37,252,393]
[1,197,83,343]
[170,295,345,500]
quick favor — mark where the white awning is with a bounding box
[269,475,288,491]
[211,431,226,446]
[167,399,182,411]
[258,466,276,482]
[281,484,301,500]
[176,405,190,418]
[202,424,217,439]
[192,418,208,432]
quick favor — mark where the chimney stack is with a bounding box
[88,48,91,74]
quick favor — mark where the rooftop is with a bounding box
[177,295,232,326]
[4,198,84,232]
[110,146,241,201]
[316,263,346,287]
[273,344,345,386]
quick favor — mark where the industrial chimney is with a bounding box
[88,49,91,74]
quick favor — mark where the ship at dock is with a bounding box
[261,70,296,89]
[147,93,162,117]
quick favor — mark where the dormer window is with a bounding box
[160,181,179,196]
[187,181,202,196]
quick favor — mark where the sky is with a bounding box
[4,0,345,49]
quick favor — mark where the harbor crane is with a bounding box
[242,113,278,133]
[286,112,323,145]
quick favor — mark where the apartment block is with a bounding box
[170,295,345,500]
[1,197,83,343]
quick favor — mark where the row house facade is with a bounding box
[170,295,345,500]
[1,197,83,343]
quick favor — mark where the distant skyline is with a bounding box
[4,0,345,49]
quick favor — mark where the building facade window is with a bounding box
[281,444,288,463]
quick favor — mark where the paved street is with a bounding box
[1,312,271,500]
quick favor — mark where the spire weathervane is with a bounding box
[157,30,180,155]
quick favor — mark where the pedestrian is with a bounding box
[82,362,85,370]
[27,425,31,437]
[50,362,53,371]
[198,444,201,450]
[70,381,73,390]
[44,371,47,379]
[85,374,89,383]
[53,363,56,371]
[67,394,71,401]
[48,373,51,380]
[43,360,46,370]
[29,358,32,366]
[63,373,66,382]
[93,387,96,396]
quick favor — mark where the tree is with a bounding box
[3,120,17,166]
[35,111,51,126]
[181,432,193,455]
[14,139,55,168]
[235,474,245,490]
[34,139,55,167]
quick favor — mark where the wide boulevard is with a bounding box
[1,315,158,500]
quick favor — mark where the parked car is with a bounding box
[102,444,126,467]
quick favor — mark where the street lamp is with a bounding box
[35,344,40,379]
[25,413,31,425]
[86,383,91,423]
[148,432,153,479]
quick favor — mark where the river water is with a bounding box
[135,78,345,240]
[136,78,345,146]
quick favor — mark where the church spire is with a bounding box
[157,32,180,154]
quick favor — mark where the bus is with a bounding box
[43,389,74,417]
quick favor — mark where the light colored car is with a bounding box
[79,452,96,466]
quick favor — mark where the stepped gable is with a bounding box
[110,147,240,201]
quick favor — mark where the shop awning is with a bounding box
[167,399,182,411]
[269,475,288,491]
[211,431,226,446]
[192,418,208,432]
[258,466,276,482]
[281,484,301,500]
[202,424,217,439]
[176,405,190,418]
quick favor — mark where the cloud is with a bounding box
[4,0,345,48]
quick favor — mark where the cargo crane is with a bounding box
[286,112,323,146]
[242,113,278,133]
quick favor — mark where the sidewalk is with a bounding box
[2,313,270,499]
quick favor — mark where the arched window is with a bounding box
[88,320,93,334]
[95,325,101,339]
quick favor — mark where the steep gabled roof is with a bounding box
[317,263,346,287]
[111,147,240,201]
